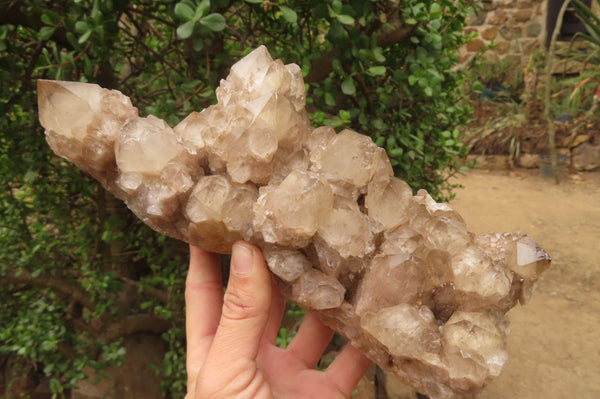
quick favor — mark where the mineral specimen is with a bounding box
[37,46,551,399]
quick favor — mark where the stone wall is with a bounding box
[461,0,546,64]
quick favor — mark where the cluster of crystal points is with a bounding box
[38,46,550,399]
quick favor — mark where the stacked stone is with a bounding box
[38,46,551,399]
[461,0,545,63]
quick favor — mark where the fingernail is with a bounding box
[232,243,253,276]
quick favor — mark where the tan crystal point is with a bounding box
[37,45,551,399]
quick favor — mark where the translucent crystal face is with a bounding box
[116,116,183,176]
[38,45,551,399]
[316,200,373,259]
[291,268,346,310]
[263,247,311,283]
[184,175,257,252]
[512,236,552,279]
[38,80,103,140]
[361,304,442,361]
[309,129,385,189]
[254,170,334,247]
[451,245,513,308]
[356,255,429,316]
[365,176,412,230]
[442,311,509,383]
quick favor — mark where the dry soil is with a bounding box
[450,168,600,399]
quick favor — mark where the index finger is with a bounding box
[325,343,373,397]
[185,246,223,390]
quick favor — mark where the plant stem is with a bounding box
[544,0,571,184]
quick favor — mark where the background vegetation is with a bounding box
[0,0,475,396]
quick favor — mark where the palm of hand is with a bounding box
[185,243,371,399]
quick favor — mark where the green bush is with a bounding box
[0,0,475,396]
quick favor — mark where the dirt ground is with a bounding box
[449,168,600,399]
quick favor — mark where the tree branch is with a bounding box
[304,48,340,84]
[304,14,416,84]
[100,314,171,342]
[2,271,172,346]
[1,270,96,311]
[376,22,417,48]
[120,276,170,303]
[1,1,71,49]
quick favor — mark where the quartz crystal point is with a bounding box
[37,46,551,399]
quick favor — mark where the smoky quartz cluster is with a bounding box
[38,46,550,399]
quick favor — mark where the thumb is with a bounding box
[207,241,272,365]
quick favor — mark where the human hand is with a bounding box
[185,241,372,399]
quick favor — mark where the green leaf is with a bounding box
[75,21,89,34]
[331,0,342,14]
[339,109,351,120]
[424,86,433,97]
[177,20,195,39]
[388,148,404,157]
[174,2,195,20]
[326,20,347,43]
[244,0,262,3]
[41,14,53,26]
[200,13,226,32]
[41,10,61,25]
[65,32,78,47]
[180,79,204,91]
[196,0,211,19]
[193,38,205,51]
[430,3,442,18]
[406,18,418,25]
[444,139,456,146]
[341,77,356,95]
[24,170,37,183]
[327,5,336,18]
[367,66,386,76]
[91,2,102,20]
[373,48,386,62]
[408,75,418,85]
[325,92,335,106]
[78,30,92,44]
[337,14,355,25]
[39,27,55,41]
[280,6,298,24]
